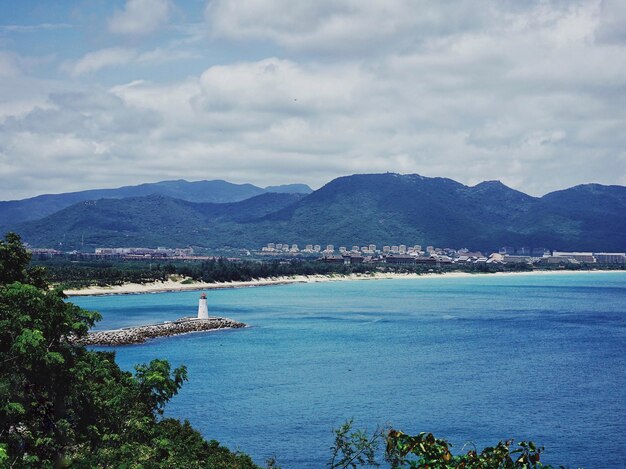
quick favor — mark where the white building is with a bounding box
[197,293,209,319]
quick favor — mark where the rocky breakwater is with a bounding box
[72,316,247,346]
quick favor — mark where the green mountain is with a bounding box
[0,179,312,228]
[9,173,626,252]
[14,193,304,250]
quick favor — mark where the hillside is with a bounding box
[9,173,626,252]
[14,193,304,250]
[0,179,312,228]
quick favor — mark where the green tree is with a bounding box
[328,421,563,469]
[0,233,259,468]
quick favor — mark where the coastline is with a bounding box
[62,269,622,297]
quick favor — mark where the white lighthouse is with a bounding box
[197,293,209,319]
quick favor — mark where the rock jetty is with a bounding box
[72,316,246,346]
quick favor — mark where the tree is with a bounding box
[328,421,558,469]
[0,233,259,468]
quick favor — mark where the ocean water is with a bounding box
[71,272,626,468]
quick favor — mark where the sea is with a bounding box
[71,272,626,469]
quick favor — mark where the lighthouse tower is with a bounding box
[197,293,209,319]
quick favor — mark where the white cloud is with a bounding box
[108,0,171,36]
[61,47,137,76]
[60,44,199,76]
[205,0,495,53]
[1,0,626,199]
[0,23,73,33]
[0,52,20,77]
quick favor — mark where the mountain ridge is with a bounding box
[6,173,625,252]
[0,179,313,228]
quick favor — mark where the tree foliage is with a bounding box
[328,419,382,468]
[328,421,568,469]
[386,430,548,469]
[0,233,259,468]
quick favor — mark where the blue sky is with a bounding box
[1,0,625,199]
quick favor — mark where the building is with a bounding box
[553,251,595,263]
[321,255,344,264]
[343,254,364,265]
[197,293,209,319]
[594,253,626,264]
[385,255,437,265]
[502,255,532,264]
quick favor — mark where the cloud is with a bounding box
[60,45,198,76]
[108,0,171,36]
[595,0,626,44]
[205,0,495,53]
[0,51,21,77]
[0,23,73,33]
[1,0,626,199]
[61,47,137,76]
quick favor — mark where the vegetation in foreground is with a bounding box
[329,420,559,469]
[2,232,576,467]
[0,233,259,468]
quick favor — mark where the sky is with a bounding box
[1,0,625,200]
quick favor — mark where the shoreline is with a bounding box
[63,269,623,297]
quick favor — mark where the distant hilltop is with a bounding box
[3,173,625,252]
[0,179,313,226]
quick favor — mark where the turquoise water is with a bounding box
[72,272,626,468]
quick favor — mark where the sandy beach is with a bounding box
[62,269,621,297]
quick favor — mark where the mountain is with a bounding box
[0,179,313,228]
[263,184,312,194]
[255,173,540,249]
[14,193,304,249]
[9,173,626,252]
